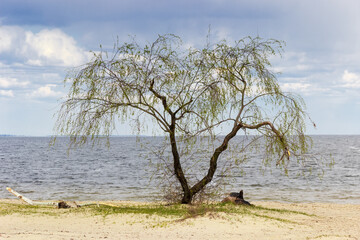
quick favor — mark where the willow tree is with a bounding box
[54,34,311,204]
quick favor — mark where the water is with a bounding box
[0,136,359,203]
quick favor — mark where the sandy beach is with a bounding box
[0,199,359,240]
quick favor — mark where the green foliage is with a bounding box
[54,34,315,203]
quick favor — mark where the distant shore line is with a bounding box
[2,134,360,137]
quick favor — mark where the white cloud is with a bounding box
[0,26,23,53]
[30,84,63,98]
[0,90,14,97]
[23,29,89,66]
[341,70,360,88]
[0,26,90,67]
[41,73,62,81]
[0,77,29,88]
[272,51,315,74]
[281,82,311,92]
[281,81,333,96]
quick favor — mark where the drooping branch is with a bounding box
[242,121,290,165]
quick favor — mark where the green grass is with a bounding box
[0,201,313,224]
[80,204,190,217]
[0,202,59,216]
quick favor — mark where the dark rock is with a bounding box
[58,201,71,208]
[58,201,79,208]
[222,190,252,206]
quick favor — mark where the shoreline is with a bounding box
[0,199,359,239]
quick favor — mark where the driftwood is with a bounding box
[6,187,81,208]
[222,190,252,206]
[6,187,122,209]
[6,187,35,205]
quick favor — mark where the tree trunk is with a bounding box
[190,123,243,199]
[169,117,242,204]
[169,125,192,204]
[181,191,193,204]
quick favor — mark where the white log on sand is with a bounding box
[6,187,102,208]
[6,187,34,205]
[7,187,61,207]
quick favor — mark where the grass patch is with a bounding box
[82,204,189,218]
[0,201,313,225]
[0,202,59,216]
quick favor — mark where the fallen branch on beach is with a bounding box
[6,187,88,208]
[6,187,35,205]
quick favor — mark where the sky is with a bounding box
[0,0,360,136]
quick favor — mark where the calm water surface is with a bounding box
[0,136,359,203]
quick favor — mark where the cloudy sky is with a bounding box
[1,0,360,136]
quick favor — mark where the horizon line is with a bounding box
[1,134,360,137]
